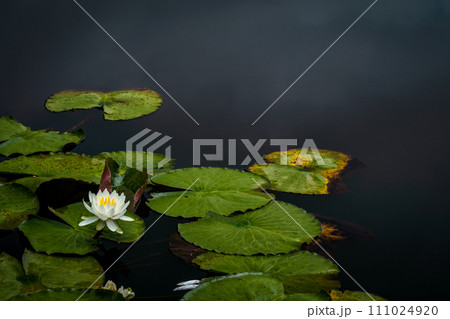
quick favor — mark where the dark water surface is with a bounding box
[2,0,450,300]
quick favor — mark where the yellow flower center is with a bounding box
[99,196,116,207]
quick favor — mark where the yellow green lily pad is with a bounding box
[45,89,162,121]
[249,149,356,194]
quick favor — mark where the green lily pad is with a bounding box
[193,251,339,294]
[0,129,85,156]
[19,217,99,255]
[0,252,25,300]
[0,153,105,185]
[98,151,174,176]
[49,202,145,243]
[0,251,105,300]
[249,149,355,194]
[0,152,170,191]
[178,201,322,255]
[181,272,328,301]
[10,288,125,301]
[0,117,31,142]
[11,176,53,192]
[22,250,104,290]
[148,167,272,218]
[330,290,386,301]
[0,183,40,230]
[45,89,162,120]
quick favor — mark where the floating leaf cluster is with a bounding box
[0,90,383,301]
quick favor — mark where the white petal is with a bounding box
[78,216,99,226]
[119,215,134,221]
[113,208,127,219]
[106,220,118,232]
[82,199,93,214]
[97,205,108,220]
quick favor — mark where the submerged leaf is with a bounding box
[193,251,339,294]
[19,217,98,255]
[45,89,162,121]
[178,201,322,255]
[249,149,358,194]
[0,183,39,230]
[148,167,272,218]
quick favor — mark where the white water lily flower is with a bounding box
[79,189,133,234]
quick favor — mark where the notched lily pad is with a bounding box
[249,149,362,194]
[178,201,322,255]
[193,251,339,294]
[0,183,40,230]
[45,89,162,121]
[148,167,272,218]
[0,117,84,156]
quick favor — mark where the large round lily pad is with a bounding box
[178,201,322,255]
[19,217,99,255]
[49,202,145,243]
[45,89,162,121]
[193,251,339,294]
[181,272,330,301]
[249,149,356,194]
[0,183,40,230]
[148,167,272,218]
